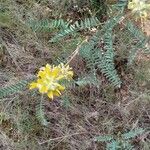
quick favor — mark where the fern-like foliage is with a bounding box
[76,73,100,87]
[126,21,146,41]
[28,17,100,42]
[79,15,123,88]
[94,128,145,150]
[50,17,100,42]
[90,0,107,19]
[122,128,145,140]
[98,31,122,87]
[0,79,29,99]
[106,140,134,150]
[128,39,148,65]
[125,21,149,65]
[102,14,123,32]
[112,0,128,12]
[35,97,48,126]
[27,18,69,32]
[61,95,71,108]
[78,13,149,87]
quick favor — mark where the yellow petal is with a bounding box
[140,11,148,19]
[67,71,73,77]
[58,84,65,91]
[29,82,37,89]
[39,86,45,93]
[37,70,45,78]
[46,64,50,67]
[53,90,61,96]
[37,79,43,84]
[128,2,135,9]
[56,89,61,95]
[51,67,60,77]
[47,91,54,99]
[58,63,64,68]
[45,64,52,72]
[66,65,69,69]
[39,86,48,93]
[56,75,65,80]
[45,65,51,75]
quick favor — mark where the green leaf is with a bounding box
[122,128,145,140]
[106,140,119,150]
[36,96,48,126]
[0,80,29,99]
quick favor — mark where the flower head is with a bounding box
[29,63,73,99]
[128,0,150,20]
[58,63,74,79]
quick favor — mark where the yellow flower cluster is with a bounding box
[29,63,73,99]
[128,0,150,20]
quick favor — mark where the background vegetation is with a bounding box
[0,0,150,149]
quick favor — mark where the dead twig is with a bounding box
[66,38,88,65]
[38,132,87,145]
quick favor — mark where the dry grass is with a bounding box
[0,0,150,150]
